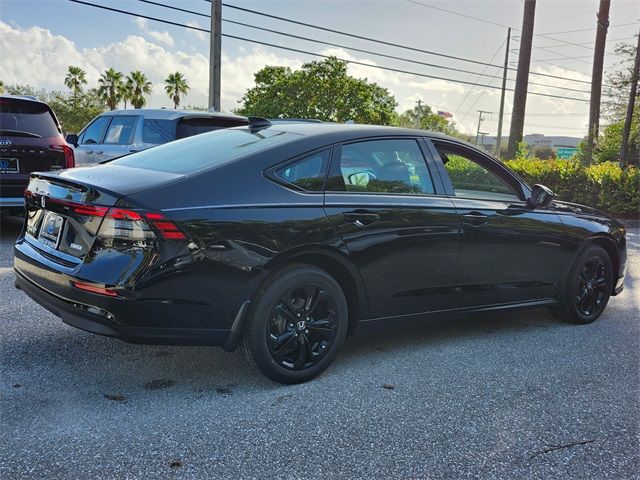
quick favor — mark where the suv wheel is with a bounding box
[241,264,348,384]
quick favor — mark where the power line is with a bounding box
[137,0,590,94]
[215,1,594,86]
[68,0,591,103]
[540,21,639,36]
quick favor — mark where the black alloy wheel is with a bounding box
[554,245,613,324]
[241,264,348,384]
[267,284,339,370]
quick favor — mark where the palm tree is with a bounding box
[164,72,190,109]
[64,66,87,99]
[119,80,133,109]
[97,68,123,110]
[0,80,4,95]
[126,70,152,109]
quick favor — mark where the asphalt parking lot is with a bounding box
[1,213,638,480]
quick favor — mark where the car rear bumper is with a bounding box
[14,269,233,346]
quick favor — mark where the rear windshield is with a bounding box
[176,117,248,139]
[0,99,59,138]
[110,128,299,174]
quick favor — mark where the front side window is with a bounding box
[436,146,519,201]
[80,116,111,144]
[326,139,434,195]
[103,116,137,145]
[274,149,329,191]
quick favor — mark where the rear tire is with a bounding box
[240,264,348,384]
[553,245,613,325]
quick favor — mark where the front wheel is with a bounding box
[240,264,348,384]
[554,245,613,325]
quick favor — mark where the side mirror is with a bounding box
[528,184,555,208]
[66,134,78,147]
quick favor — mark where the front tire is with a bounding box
[554,245,613,325]
[240,264,348,384]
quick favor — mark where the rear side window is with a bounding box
[104,116,137,145]
[143,119,174,144]
[326,139,435,195]
[111,128,299,174]
[274,149,330,191]
[0,99,59,137]
[176,117,247,139]
[80,116,111,144]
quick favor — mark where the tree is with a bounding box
[164,72,190,109]
[395,103,460,136]
[532,145,556,160]
[48,88,106,134]
[97,68,123,110]
[236,57,397,125]
[125,70,152,109]
[0,80,4,94]
[64,66,87,99]
[119,81,133,109]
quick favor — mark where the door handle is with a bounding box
[86,150,93,154]
[95,150,104,155]
[340,210,380,227]
[462,211,488,226]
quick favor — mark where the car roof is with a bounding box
[104,108,248,121]
[243,122,462,145]
[0,94,48,105]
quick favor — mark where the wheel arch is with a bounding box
[264,246,369,337]
[567,234,620,294]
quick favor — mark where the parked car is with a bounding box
[1,95,74,213]
[67,109,248,165]
[14,120,626,383]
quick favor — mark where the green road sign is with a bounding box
[557,147,578,159]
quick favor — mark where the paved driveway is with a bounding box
[1,214,638,479]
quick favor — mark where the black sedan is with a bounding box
[14,120,627,383]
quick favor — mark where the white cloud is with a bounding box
[134,18,174,48]
[185,20,207,42]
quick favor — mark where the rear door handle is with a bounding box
[341,210,380,227]
[94,150,104,155]
[462,212,488,226]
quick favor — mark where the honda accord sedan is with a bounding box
[14,119,627,383]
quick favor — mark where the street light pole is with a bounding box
[495,27,511,158]
[208,0,222,111]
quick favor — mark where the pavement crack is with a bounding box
[529,439,596,460]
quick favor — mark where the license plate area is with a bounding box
[0,158,19,173]
[38,211,65,249]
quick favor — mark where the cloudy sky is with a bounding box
[1,0,638,136]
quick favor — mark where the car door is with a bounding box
[74,115,112,165]
[428,138,565,308]
[323,137,460,318]
[94,115,139,162]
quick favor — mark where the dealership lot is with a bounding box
[1,214,638,479]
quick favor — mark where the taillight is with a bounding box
[72,281,119,297]
[96,208,186,241]
[50,144,75,168]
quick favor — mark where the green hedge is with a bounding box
[503,159,640,218]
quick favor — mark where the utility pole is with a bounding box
[620,29,640,167]
[208,0,222,111]
[475,110,491,145]
[495,27,511,158]
[415,99,422,129]
[507,0,536,159]
[586,0,611,163]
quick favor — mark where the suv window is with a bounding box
[436,146,519,201]
[275,150,329,191]
[327,139,434,195]
[0,99,59,138]
[143,119,174,144]
[176,117,247,139]
[111,128,298,174]
[80,116,111,144]
[104,116,137,145]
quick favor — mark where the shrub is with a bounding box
[503,158,639,218]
